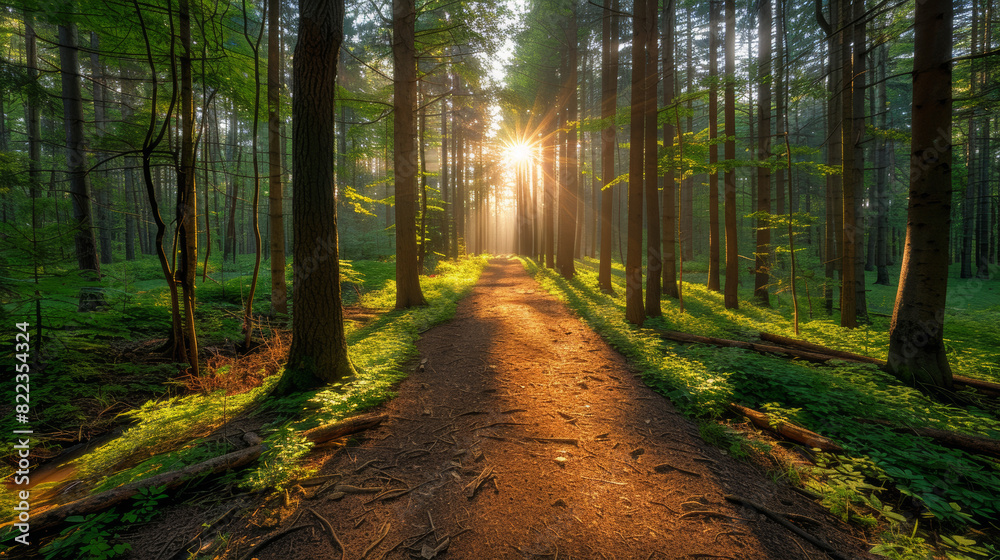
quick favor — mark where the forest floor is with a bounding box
[133,258,878,560]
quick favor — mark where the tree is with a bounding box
[275,0,357,395]
[625,0,647,325]
[268,0,288,315]
[557,6,579,281]
[643,0,660,316]
[598,0,618,294]
[661,0,678,299]
[393,0,427,308]
[707,0,720,293]
[887,0,953,392]
[722,0,737,309]
[754,0,771,306]
[58,21,103,305]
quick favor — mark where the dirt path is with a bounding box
[230,259,874,559]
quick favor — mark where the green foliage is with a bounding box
[239,424,313,492]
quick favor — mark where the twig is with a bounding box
[306,507,346,560]
[723,495,850,560]
[361,521,391,559]
[580,476,626,485]
[678,510,743,522]
[464,466,495,498]
[653,462,702,477]
[238,524,315,560]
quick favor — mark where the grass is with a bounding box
[523,256,1000,558]
[0,254,489,535]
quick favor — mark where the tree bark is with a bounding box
[707,0,720,293]
[59,22,102,284]
[754,0,772,306]
[643,0,660,316]
[661,0,678,299]
[275,0,356,394]
[558,8,579,280]
[723,0,737,309]
[268,0,288,315]
[599,0,619,294]
[393,0,427,308]
[625,0,647,325]
[887,0,953,392]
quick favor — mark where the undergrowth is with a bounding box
[523,257,1000,559]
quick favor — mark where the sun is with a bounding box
[504,141,534,165]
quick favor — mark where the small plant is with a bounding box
[121,484,167,523]
[40,511,130,560]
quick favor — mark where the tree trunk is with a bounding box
[268,0,288,315]
[839,0,856,328]
[275,0,356,395]
[643,0,661,316]
[176,0,200,373]
[851,0,868,323]
[393,0,427,309]
[874,44,890,286]
[754,0,771,306]
[887,0,953,392]
[625,0,647,325]
[723,0,737,309]
[25,12,41,201]
[707,0,720,293]
[558,8,579,280]
[661,0,678,299]
[599,0,619,294]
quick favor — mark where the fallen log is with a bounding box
[10,413,386,535]
[856,418,1000,459]
[728,403,844,453]
[303,412,385,445]
[758,332,886,366]
[657,330,838,363]
[723,495,850,560]
[758,333,1000,398]
[953,376,1000,398]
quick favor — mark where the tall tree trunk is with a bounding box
[626,0,647,325]
[557,9,579,280]
[754,0,771,306]
[275,0,356,395]
[242,0,266,350]
[90,33,113,266]
[723,0,738,308]
[393,0,427,308]
[874,43,891,286]
[599,0,619,293]
[840,0,857,328]
[852,0,868,323]
[25,12,41,201]
[176,0,200,373]
[441,92,450,259]
[887,0,953,392]
[643,0,661,316]
[544,104,556,269]
[59,22,103,298]
[681,7,693,262]
[661,0,678,299]
[707,0,721,292]
[268,0,288,315]
[822,0,841,314]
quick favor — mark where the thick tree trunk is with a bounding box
[887,0,953,392]
[275,0,356,394]
[393,0,427,309]
[625,0,647,325]
[852,0,868,323]
[177,0,200,373]
[874,44,890,286]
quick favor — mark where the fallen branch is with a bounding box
[723,494,850,560]
[657,330,841,363]
[14,414,384,535]
[307,507,346,560]
[856,418,1000,459]
[238,523,316,560]
[757,332,885,366]
[728,403,843,453]
[302,413,386,445]
[760,333,999,398]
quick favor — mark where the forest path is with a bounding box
[236,259,873,559]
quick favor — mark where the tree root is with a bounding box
[306,507,346,560]
[723,494,850,560]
